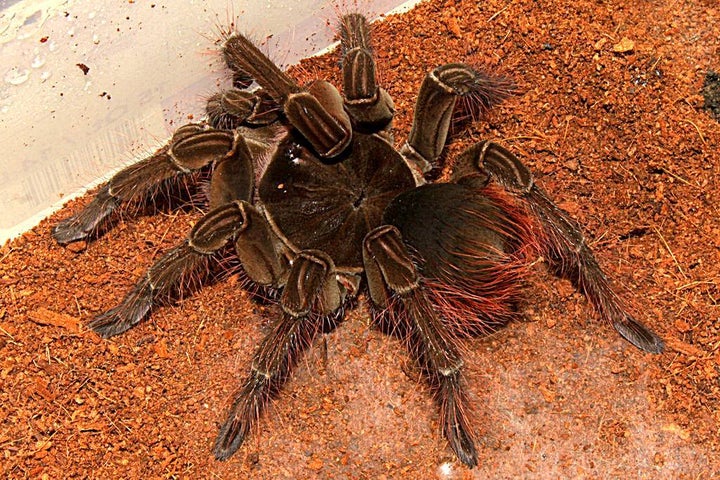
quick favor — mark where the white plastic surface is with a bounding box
[0,0,422,244]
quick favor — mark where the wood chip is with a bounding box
[153,338,171,358]
[538,383,556,403]
[665,337,705,358]
[27,308,81,333]
[613,37,635,53]
[307,457,324,470]
[661,423,690,440]
[445,17,461,37]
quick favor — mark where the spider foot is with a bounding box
[449,427,478,468]
[213,389,255,461]
[88,304,148,339]
[213,427,245,461]
[613,314,665,354]
[441,378,479,468]
[52,185,119,244]
[87,280,153,338]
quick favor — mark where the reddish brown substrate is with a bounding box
[1,0,718,477]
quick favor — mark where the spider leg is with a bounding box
[231,202,289,287]
[89,201,246,337]
[90,199,293,338]
[89,127,285,338]
[214,250,342,460]
[205,88,280,130]
[206,133,254,209]
[452,141,664,353]
[52,125,241,244]
[363,225,478,467]
[400,64,514,175]
[223,34,352,159]
[338,13,394,131]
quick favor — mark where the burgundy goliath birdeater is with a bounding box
[52,13,663,467]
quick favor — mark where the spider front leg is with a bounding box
[339,13,394,130]
[363,225,478,467]
[52,125,242,244]
[400,64,514,175]
[223,33,352,159]
[214,250,342,460]
[453,141,664,353]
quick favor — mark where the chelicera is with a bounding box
[52,13,663,467]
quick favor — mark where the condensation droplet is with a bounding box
[5,68,30,85]
[92,34,99,44]
[32,55,47,69]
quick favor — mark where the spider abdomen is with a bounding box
[383,182,539,334]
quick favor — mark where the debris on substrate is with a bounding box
[1,0,718,478]
[702,71,720,121]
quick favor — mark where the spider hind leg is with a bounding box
[452,140,664,353]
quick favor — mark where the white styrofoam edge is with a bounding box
[0,0,427,246]
[1,159,140,246]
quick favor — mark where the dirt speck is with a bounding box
[702,71,720,120]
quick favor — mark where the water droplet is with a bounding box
[40,71,52,82]
[4,68,30,85]
[92,34,99,44]
[32,55,46,69]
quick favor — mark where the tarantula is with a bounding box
[52,13,663,467]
